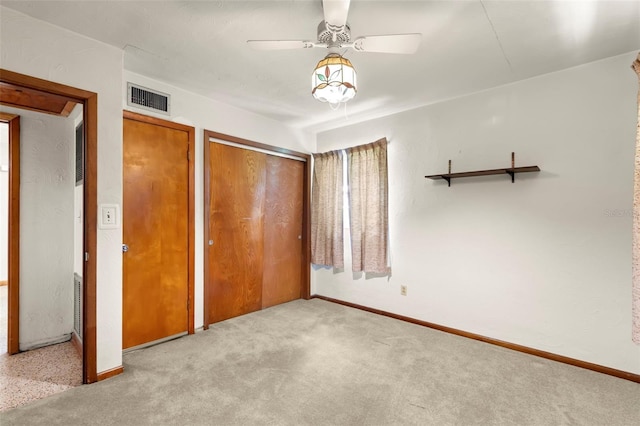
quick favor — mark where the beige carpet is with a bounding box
[1,298,639,425]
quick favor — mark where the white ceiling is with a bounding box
[3,0,639,132]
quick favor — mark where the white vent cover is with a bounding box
[74,273,83,339]
[127,83,170,115]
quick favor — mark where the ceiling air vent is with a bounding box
[127,83,170,115]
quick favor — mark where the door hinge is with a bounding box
[84,252,89,262]
[187,299,190,311]
[187,150,191,161]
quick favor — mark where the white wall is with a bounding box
[123,71,314,330]
[1,6,124,372]
[0,122,8,282]
[314,51,640,375]
[0,106,75,350]
[74,185,83,276]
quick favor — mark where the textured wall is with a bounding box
[314,52,640,375]
[0,106,75,350]
[74,185,83,276]
[631,54,640,345]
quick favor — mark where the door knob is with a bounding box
[122,244,129,253]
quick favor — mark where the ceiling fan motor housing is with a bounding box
[317,20,351,45]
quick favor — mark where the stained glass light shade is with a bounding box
[311,54,357,105]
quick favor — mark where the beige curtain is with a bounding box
[311,150,344,268]
[632,53,640,344]
[347,138,389,274]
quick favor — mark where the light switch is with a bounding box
[103,207,115,225]
[99,204,120,229]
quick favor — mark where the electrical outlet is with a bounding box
[400,285,407,296]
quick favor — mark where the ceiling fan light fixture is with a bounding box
[311,53,357,106]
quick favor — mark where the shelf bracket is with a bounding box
[507,152,515,183]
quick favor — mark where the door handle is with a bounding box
[122,244,129,253]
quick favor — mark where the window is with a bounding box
[311,138,389,274]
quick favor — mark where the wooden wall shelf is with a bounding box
[425,153,540,187]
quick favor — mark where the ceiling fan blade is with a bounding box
[351,34,422,54]
[246,40,320,50]
[322,0,351,28]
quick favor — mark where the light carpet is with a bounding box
[1,298,638,425]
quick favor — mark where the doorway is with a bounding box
[0,113,18,356]
[203,131,311,328]
[0,120,10,355]
[0,69,98,384]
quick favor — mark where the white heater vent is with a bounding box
[127,83,170,115]
[74,273,83,339]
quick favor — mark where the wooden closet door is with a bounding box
[123,118,189,349]
[208,143,266,324]
[262,155,304,308]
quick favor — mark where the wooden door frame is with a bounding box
[123,110,195,335]
[0,112,20,355]
[203,130,311,330]
[0,69,98,384]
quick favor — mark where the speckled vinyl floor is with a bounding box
[0,285,6,355]
[0,286,82,412]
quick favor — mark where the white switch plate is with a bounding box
[99,204,120,229]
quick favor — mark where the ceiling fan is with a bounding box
[247,0,422,106]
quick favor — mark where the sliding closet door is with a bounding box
[208,143,265,323]
[262,155,303,308]
[206,139,306,325]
